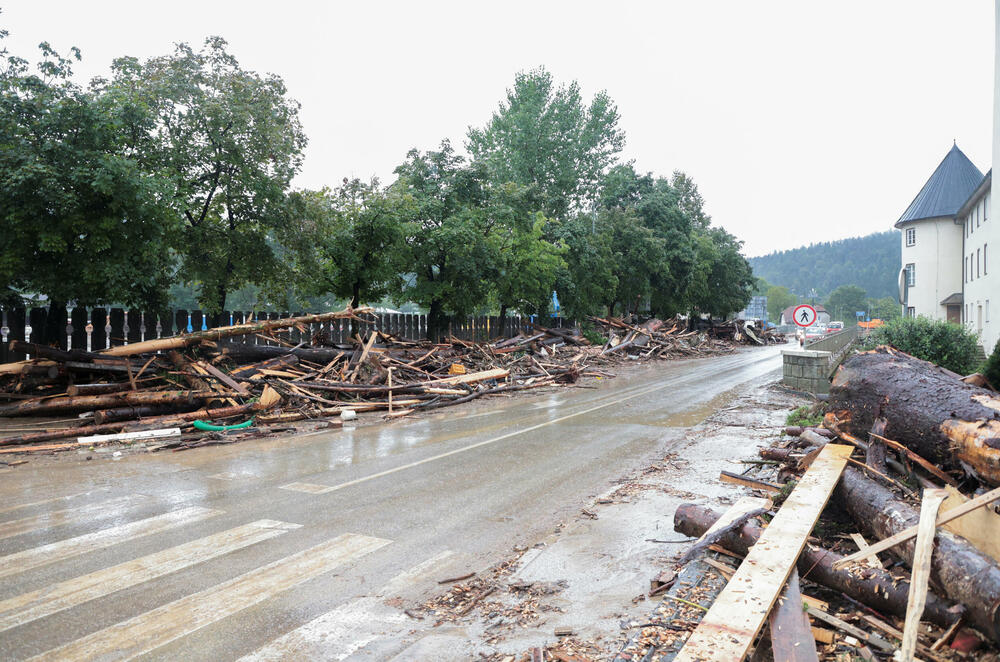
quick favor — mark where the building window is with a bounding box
[978,248,981,278]
[907,307,916,318]
[977,204,981,227]
[965,256,969,283]
[988,300,991,323]
[905,263,915,287]
[986,244,989,275]
[905,228,916,246]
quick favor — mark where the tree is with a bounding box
[867,296,901,321]
[297,179,412,309]
[467,67,625,220]
[825,284,867,323]
[686,227,754,318]
[106,37,307,319]
[391,141,497,340]
[491,211,566,320]
[766,286,797,323]
[0,31,176,316]
[551,216,618,321]
[602,207,669,317]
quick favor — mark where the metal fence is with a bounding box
[0,306,563,364]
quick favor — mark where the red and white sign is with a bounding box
[793,304,818,327]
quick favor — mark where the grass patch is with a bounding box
[786,404,825,428]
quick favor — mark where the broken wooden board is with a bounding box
[719,471,783,495]
[674,444,853,662]
[768,569,818,662]
[941,484,1000,562]
[899,488,948,661]
[833,484,1000,569]
[849,532,884,568]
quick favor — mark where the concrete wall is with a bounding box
[899,216,963,320]
[782,349,834,394]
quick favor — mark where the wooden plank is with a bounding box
[832,484,1000,569]
[196,360,250,396]
[899,488,948,661]
[420,367,509,387]
[719,471,783,495]
[849,532,884,568]
[674,444,853,662]
[806,606,894,652]
[768,569,818,662]
[941,485,1000,562]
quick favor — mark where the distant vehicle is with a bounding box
[804,325,828,340]
[827,321,844,333]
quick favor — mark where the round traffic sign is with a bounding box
[793,304,817,327]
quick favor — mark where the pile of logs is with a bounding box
[0,308,752,456]
[588,315,782,360]
[662,346,1000,659]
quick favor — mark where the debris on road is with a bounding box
[621,344,1000,661]
[0,310,772,457]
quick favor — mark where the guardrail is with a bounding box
[784,326,862,395]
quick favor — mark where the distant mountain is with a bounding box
[748,230,900,299]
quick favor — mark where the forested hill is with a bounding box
[748,230,900,299]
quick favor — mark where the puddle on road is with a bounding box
[645,386,742,427]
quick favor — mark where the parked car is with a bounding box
[804,324,828,340]
[827,321,844,333]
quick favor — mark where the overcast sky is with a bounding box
[2,1,994,256]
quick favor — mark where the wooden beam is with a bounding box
[849,532,884,568]
[832,484,1000,569]
[719,471,784,495]
[899,488,948,661]
[674,444,853,662]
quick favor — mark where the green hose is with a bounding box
[192,418,254,432]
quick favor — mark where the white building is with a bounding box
[893,2,1000,355]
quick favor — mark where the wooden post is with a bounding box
[126,309,143,344]
[70,307,88,351]
[108,308,125,346]
[898,488,948,661]
[90,308,107,351]
[388,367,394,414]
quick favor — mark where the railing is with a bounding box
[0,306,564,364]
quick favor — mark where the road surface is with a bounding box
[0,345,782,660]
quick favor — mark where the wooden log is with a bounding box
[829,347,1000,485]
[0,390,231,419]
[217,343,343,364]
[67,382,139,397]
[835,465,1000,641]
[673,503,964,633]
[94,404,200,424]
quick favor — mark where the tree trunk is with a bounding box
[216,343,345,364]
[499,304,508,328]
[673,503,965,634]
[427,299,445,342]
[829,347,1000,485]
[0,390,231,419]
[836,465,1000,641]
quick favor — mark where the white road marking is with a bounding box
[0,489,106,518]
[239,549,457,661]
[377,549,458,596]
[278,482,337,494]
[0,519,300,632]
[0,506,222,580]
[207,472,259,481]
[237,596,406,661]
[29,533,391,662]
[0,495,146,541]
[279,369,750,495]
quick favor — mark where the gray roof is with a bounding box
[896,143,984,226]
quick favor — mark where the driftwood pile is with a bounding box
[660,346,1000,660]
[588,315,783,360]
[0,308,754,457]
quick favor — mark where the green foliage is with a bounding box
[0,34,176,308]
[863,316,981,374]
[551,216,618,320]
[786,405,824,427]
[749,230,900,300]
[866,296,901,321]
[766,286,797,323]
[295,179,412,307]
[467,66,625,220]
[824,285,867,323]
[106,37,307,315]
[983,340,1000,389]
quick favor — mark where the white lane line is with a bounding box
[0,489,107,518]
[237,596,406,662]
[239,549,457,661]
[29,533,391,662]
[377,549,458,596]
[0,506,222,580]
[0,495,147,541]
[0,519,300,632]
[277,366,763,495]
[278,482,337,494]
[208,472,259,481]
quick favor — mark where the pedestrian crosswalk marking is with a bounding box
[28,533,391,662]
[0,495,147,541]
[239,549,458,660]
[0,519,299,632]
[237,596,407,661]
[0,489,106,517]
[0,506,222,580]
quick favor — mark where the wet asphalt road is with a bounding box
[0,345,782,660]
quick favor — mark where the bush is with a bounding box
[862,316,980,374]
[984,340,1000,388]
[786,404,824,427]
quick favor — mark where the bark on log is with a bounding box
[216,343,342,364]
[673,503,965,633]
[0,390,230,418]
[830,347,1000,485]
[94,404,200,424]
[836,465,1000,641]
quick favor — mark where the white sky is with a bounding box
[2,1,994,256]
